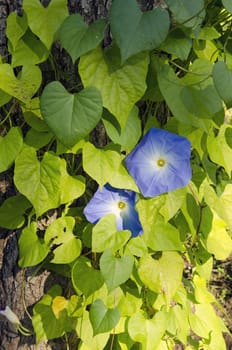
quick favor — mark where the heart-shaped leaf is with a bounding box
[0,127,23,172]
[0,64,42,103]
[44,217,82,264]
[23,0,68,49]
[6,12,27,50]
[79,47,148,128]
[40,82,102,147]
[14,146,61,217]
[0,195,31,229]
[19,222,49,267]
[213,61,232,107]
[128,311,167,349]
[92,214,131,253]
[82,142,138,191]
[89,299,120,336]
[109,0,169,62]
[59,14,106,62]
[72,258,104,297]
[100,250,134,291]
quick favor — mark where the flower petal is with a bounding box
[125,128,192,197]
[84,184,142,236]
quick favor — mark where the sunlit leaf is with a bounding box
[76,311,109,349]
[18,222,49,267]
[6,12,27,50]
[0,127,23,172]
[103,106,141,152]
[0,64,42,103]
[79,46,148,128]
[82,142,138,191]
[14,146,61,217]
[207,125,232,176]
[44,216,82,264]
[128,310,168,349]
[23,0,68,49]
[138,252,184,306]
[92,214,131,253]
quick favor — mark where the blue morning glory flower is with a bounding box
[84,184,142,237]
[125,128,192,197]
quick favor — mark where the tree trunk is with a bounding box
[0,1,164,349]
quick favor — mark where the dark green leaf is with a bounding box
[110,0,169,61]
[89,299,120,336]
[59,14,106,62]
[40,82,102,147]
[0,195,31,229]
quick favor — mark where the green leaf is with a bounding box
[157,62,223,128]
[138,253,184,306]
[44,217,82,264]
[59,14,106,62]
[32,286,73,343]
[128,310,168,350]
[103,106,141,152]
[23,0,68,49]
[19,222,49,267]
[207,125,232,176]
[0,90,11,107]
[92,214,131,253]
[79,46,148,128]
[0,127,23,172]
[189,303,226,340]
[206,213,232,260]
[82,142,138,191]
[143,214,184,252]
[40,82,102,148]
[59,159,85,204]
[72,257,104,297]
[167,305,189,344]
[76,310,109,349]
[23,98,49,132]
[0,64,42,103]
[203,182,232,229]
[124,236,148,257]
[100,250,134,291]
[14,146,61,217]
[213,61,232,107]
[0,195,31,229]
[89,299,120,336]
[160,29,192,60]
[193,275,215,303]
[223,0,232,13]
[165,0,205,28]
[6,12,27,50]
[24,129,53,149]
[9,28,49,67]
[160,187,187,222]
[109,0,169,62]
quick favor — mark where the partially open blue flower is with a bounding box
[84,184,142,237]
[125,128,192,197]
